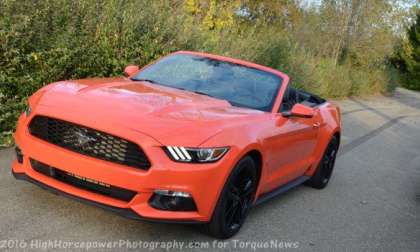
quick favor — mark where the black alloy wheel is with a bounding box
[224,162,256,231]
[201,156,257,239]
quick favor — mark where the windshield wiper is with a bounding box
[192,90,235,106]
[168,87,213,98]
[131,78,160,84]
[191,90,216,98]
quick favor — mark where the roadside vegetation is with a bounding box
[0,0,418,147]
[392,13,420,91]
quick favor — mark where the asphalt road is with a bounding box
[1,88,419,251]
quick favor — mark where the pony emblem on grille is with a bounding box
[72,129,96,147]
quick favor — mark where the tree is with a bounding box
[396,13,420,90]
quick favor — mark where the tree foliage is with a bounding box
[393,13,420,90]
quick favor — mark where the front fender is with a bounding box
[199,123,267,204]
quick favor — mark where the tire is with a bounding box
[305,136,339,189]
[201,156,257,239]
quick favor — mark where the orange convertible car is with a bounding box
[12,51,341,238]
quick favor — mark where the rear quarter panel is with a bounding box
[304,101,341,176]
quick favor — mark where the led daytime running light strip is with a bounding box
[166,146,192,161]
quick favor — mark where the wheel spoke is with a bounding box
[225,200,236,216]
[226,206,237,227]
[229,190,241,202]
[240,180,253,197]
[226,199,242,227]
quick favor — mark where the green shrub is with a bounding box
[393,13,420,91]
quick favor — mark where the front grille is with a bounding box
[30,159,137,202]
[28,116,151,170]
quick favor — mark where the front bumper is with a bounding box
[12,170,201,224]
[13,111,238,223]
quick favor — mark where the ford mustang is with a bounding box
[12,51,341,238]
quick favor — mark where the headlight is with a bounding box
[164,146,229,163]
[24,105,32,117]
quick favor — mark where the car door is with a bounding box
[262,87,321,193]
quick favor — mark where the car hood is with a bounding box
[35,78,265,146]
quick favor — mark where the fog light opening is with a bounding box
[15,146,23,164]
[149,190,197,211]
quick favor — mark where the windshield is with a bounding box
[132,54,282,112]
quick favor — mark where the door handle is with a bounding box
[313,122,321,128]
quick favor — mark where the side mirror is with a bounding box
[124,65,139,77]
[282,103,314,118]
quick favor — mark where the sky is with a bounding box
[300,0,419,9]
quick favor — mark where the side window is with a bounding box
[280,86,297,112]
